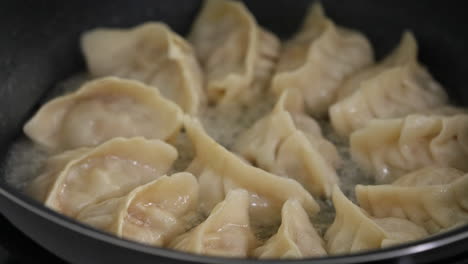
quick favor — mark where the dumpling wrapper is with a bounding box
[233,91,340,197]
[170,189,259,257]
[254,199,327,259]
[350,114,468,183]
[24,77,183,152]
[330,61,447,138]
[325,186,428,255]
[271,2,373,117]
[27,137,177,217]
[189,0,280,106]
[337,31,420,99]
[184,116,319,227]
[284,89,342,169]
[77,172,199,246]
[356,166,468,234]
[81,22,204,115]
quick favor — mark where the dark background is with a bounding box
[0,247,9,263]
[0,215,64,263]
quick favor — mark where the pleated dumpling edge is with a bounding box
[26,137,178,218]
[24,77,184,152]
[183,115,319,227]
[81,22,204,115]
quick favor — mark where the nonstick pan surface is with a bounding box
[1,0,468,263]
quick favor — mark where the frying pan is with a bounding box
[1,0,468,263]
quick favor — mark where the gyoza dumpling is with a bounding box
[356,167,468,234]
[77,172,199,246]
[254,199,327,259]
[271,2,373,117]
[27,137,177,217]
[350,114,468,183]
[184,117,319,226]
[325,186,428,254]
[24,77,183,152]
[336,31,420,99]
[81,22,204,114]
[233,91,340,197]
[189,0,280,105]
[170,189,258,257]
[330,62,448,137]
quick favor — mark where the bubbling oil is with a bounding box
[4,73,372,238]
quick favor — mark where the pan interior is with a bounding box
[0,0,467,262]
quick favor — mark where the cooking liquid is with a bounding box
[4,73,373,239]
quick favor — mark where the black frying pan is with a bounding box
[1,0,468,263]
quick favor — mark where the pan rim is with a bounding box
[1,182,468,263]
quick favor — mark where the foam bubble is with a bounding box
[4,138,48,190]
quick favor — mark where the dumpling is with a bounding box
[350,114,468,183]
[330,62,448,137]
[26,137,177,217]
[285,90,342,169]
[336,31,420,99]
[356,166,468,234]
[170,189,258,257]
[184,116,319,226]
[271,2,373,117]
[24,77,183,152]
[254,199,327,259]
[389,166,464,186]
[77,172,199,246]
[81,22,204,114]
[325,186,428,254]
[189,0,280,105]
[233,91,340,197]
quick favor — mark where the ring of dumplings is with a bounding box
[19,0,468,260]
